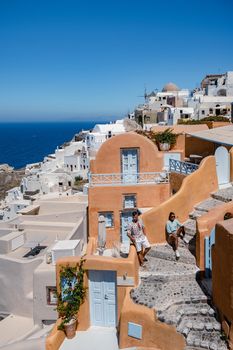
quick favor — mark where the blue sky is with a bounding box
[0,0,233,121]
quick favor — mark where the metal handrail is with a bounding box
[169,159,198,175]
[88,171,170,186]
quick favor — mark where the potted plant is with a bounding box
[56,258,86,339]
[154,128,179,151]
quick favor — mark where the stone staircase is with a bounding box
[131,185,233,350]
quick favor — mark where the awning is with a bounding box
[187,125,233,146]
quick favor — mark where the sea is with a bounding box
[0,121,103,169]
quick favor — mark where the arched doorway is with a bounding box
[215,146,230,185]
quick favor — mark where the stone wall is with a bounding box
[0,169,24,200]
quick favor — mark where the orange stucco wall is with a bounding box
[88,184,170,243]
[142,156,218,244]
[207,121,231,129]
[119,289,185,350]
[212,219,233,350]
[151,125,209,159]
[46,244,139,350]
[88,131,180,244]
[46,318,66,350]
[196,201,233,271]
[90,132,164,174]
[230,147,233,182]
[212,220,233,328]
[185,135,215,158]
[170,172,186,194]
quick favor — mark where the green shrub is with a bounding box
[75,176,83,182]
[201,116,230,122]
[153,128,179,146]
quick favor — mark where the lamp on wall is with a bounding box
[123,272,128,280]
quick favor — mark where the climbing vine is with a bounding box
[56,257,86,331]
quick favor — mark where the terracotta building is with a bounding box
[88,132,185,245]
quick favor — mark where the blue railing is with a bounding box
[88,172,170,186]
[169,159,198,175]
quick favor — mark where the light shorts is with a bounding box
[135,236,151,252]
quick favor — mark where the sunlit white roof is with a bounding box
[92,120,125,134]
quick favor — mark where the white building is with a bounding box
[0,193,88,349]
[85,119,126,151]
[186,71,233,120]
[135,83,191,127]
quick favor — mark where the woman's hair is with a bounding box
[169,212,175,220]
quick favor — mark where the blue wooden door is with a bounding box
[121,211,133,242]
[121,149,138,183]
[89,270,117,327]
[205,227,216,277]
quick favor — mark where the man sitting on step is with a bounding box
[127,210,151,266]
[166,212,185,260]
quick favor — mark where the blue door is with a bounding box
[121,149,138,183]
[121,211,133,242]
[205,227,215,277]
[89,270,117,327]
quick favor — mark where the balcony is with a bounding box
[88,172,170,187]
[169,159,198,175]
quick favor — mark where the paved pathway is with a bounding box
[131,186,233,350]
[61,327,119,350]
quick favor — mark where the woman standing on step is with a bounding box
[166,212,185,259]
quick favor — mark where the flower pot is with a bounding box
[64,318,77,339]
[159,142,171,151]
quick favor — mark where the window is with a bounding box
[46,287,57,305]
[99,212,114,228]
[202,110,205,115]
[209,108,213,114]
[124,194,136,209]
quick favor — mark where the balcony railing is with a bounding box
[169,159,198,175]
[88,172,170,187]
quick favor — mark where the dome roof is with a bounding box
[162,82,180,92]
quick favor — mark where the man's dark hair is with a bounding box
[132,210,138,217]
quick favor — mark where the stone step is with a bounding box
[177,316,221,333]
[147,244,197,265]
[183,234,196,245]
[186,330,228,349]
[183,219,197,236]
[211,186,233,202]
[163,303,216,319]
[194,198,224,213]
[189,210,205,220]
[159,302,217,327]
[132,275,209,312]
